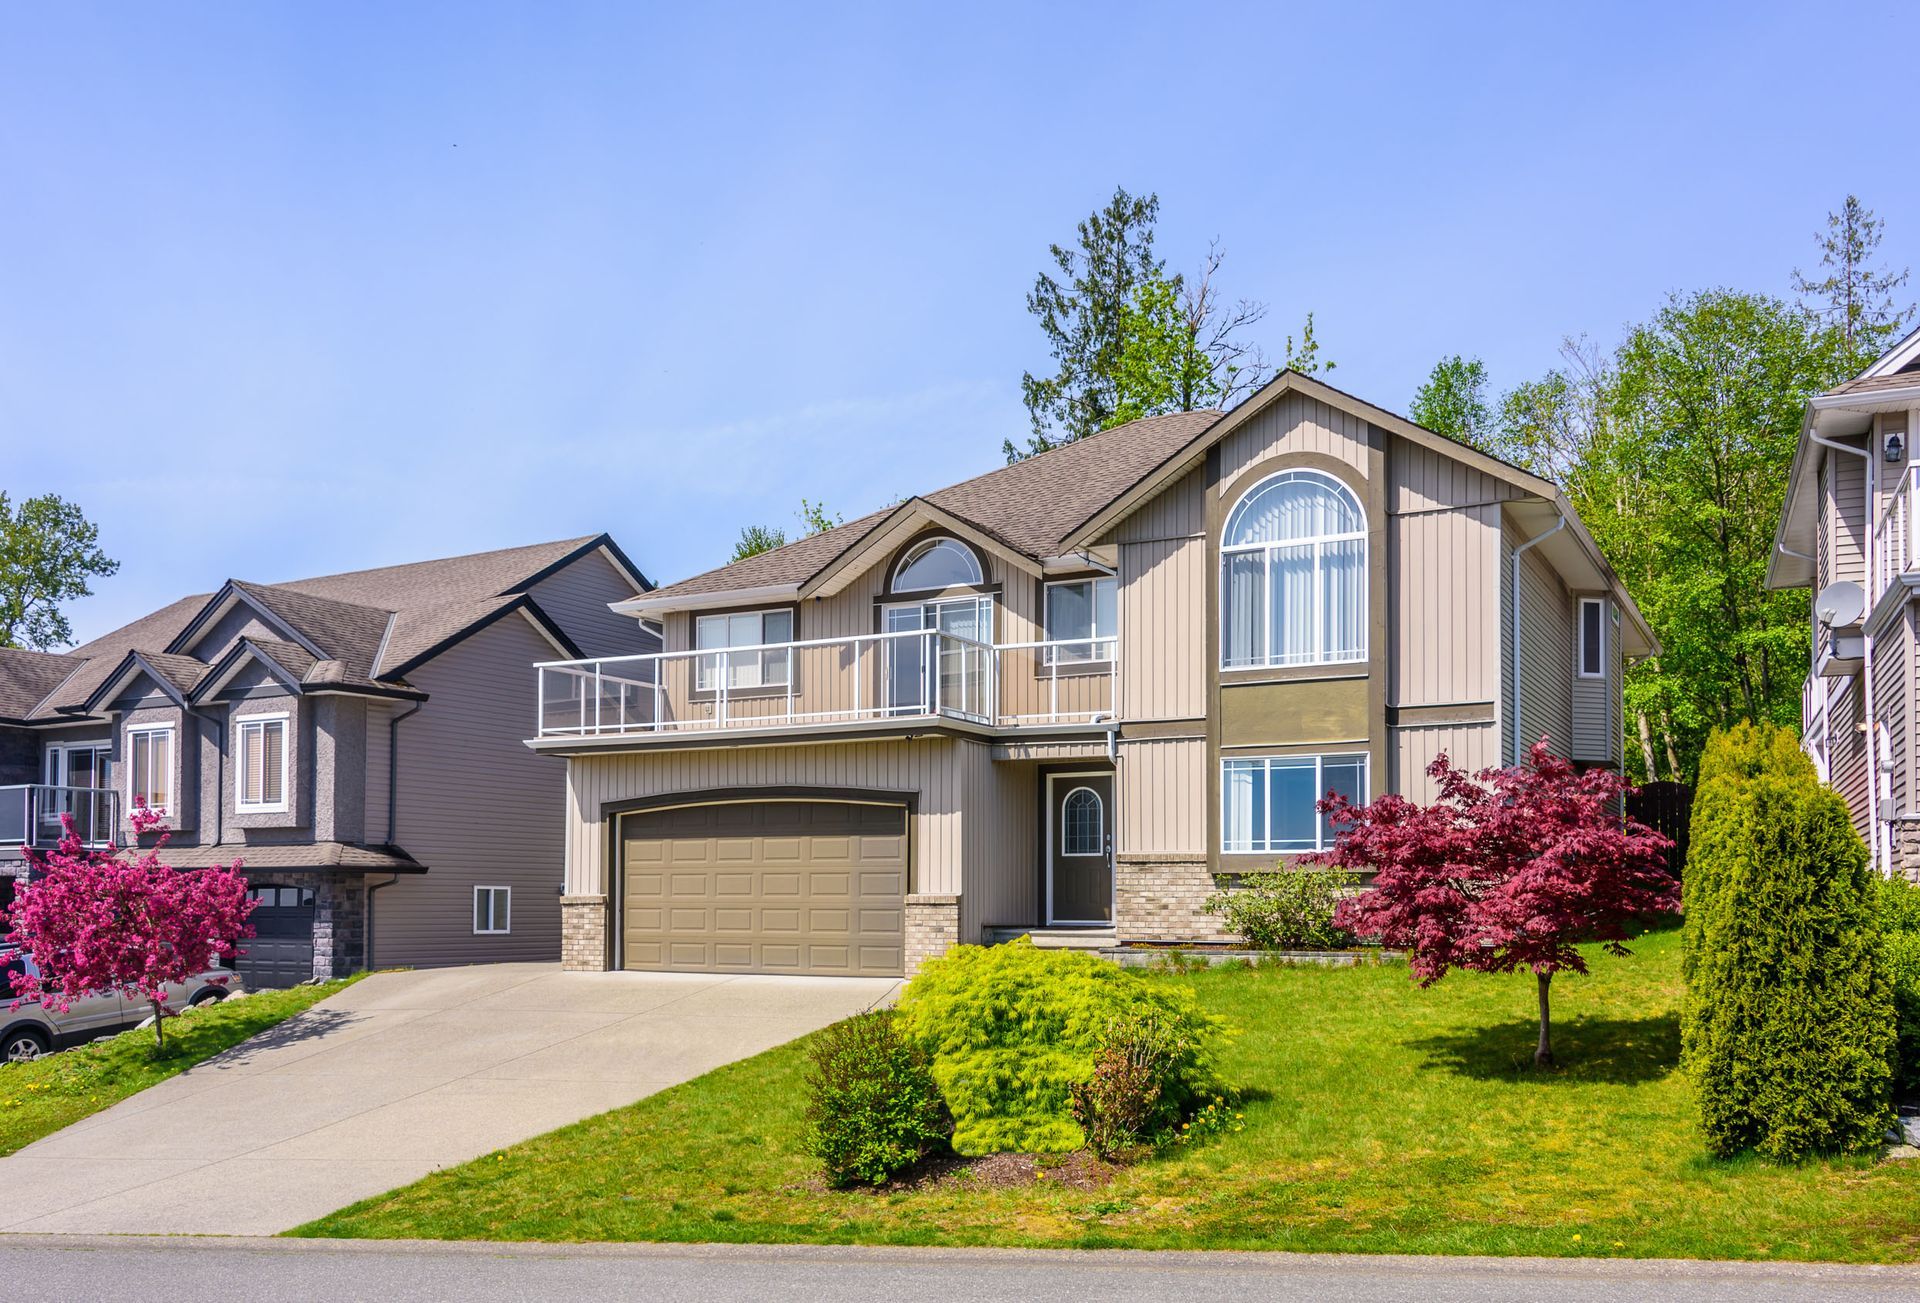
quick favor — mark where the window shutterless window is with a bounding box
[1221,469,1367,669]
[892,537,982,591]
[1044,577,1117,664]
[235,714,288,813]
[1060,786,1105,856]
[694,610,793,691]
[1578,598,1606,678]
[127,725,175,816]
[474,886,511,935]
[1221,753,1367,854]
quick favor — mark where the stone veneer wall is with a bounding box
[905,893,960,975]
[1116,855,1228,943]
[560,894,610,970]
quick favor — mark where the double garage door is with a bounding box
[620,800,906,977]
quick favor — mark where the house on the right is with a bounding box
[1771,324,1920,873]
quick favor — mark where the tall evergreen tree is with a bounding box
[1791,195,1912,357]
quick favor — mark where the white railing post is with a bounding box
[785,645,795,724]
[718,651,730,726]
[593,664,603,735]
[653,671,663,734]
[1050,646,1059,724]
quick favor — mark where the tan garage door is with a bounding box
[620,801,906,976]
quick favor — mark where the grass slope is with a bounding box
[0,977,359,1156]
[297,932,1920,1262]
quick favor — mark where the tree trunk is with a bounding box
[151,999,164,1054]
[1534,971,1555,1068]
[1635,709,1660,781]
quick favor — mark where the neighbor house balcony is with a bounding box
[534,629,1116,742]
[0,785,120,852]
[1874,464,1920,606]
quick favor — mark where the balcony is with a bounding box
[0,785,120,851]
[535,629,1116,741]
[1874,464,1920,603]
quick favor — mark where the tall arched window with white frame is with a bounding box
[1221,469,1367,668]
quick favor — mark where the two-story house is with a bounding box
[1770,323,1920,874]
[0,535,655,987]
[534,373,1650,977]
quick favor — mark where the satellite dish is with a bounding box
[1817,580,1866,628]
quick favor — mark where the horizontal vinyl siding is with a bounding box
[529,549,656,660]
[1512,523,1573,761]
[1116,736,1205,855]
[1390,502,1500,708]
[1569,600,1615,763]
[1877,609,1910,818]
[373,617,568,967]
[1830,676,1871,844]
[1828,451,1867,586]
[1391,722,1501,802]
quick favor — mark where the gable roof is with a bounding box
[15,535,642,722]
[0,648,84,723]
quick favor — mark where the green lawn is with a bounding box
[0,977,360,1156]
[297,931,1920,1262]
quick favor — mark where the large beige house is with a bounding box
[1770,323,1920,873]
[540,373,1652,976]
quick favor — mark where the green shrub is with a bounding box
[1202,866,1358,949]
[1069,1011,1209,1158]
[1879,876,1920,1099]
[1681,722,1894,1160]
[803,1010,950,1186]
[894,940,1225,1155]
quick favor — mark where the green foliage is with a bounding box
[1411,355,1491,450]
[894,940,1224,1155]
[1202,866,1358,949]
[803,1010,949,1186]
[796,498,840,536]
[1067,1011,1206,1158]
[1877,876,1920,1099]
[1278,310,1333,376]
[1109,274,1220,427]
[1791,194,1912,355]
[731,524,786,562]
[1682,723,1894,1160]
[0,492,119,650]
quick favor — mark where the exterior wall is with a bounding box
[1499,515,1576,764]
[214,679,311,836]
[363,700,394,845]
[1568,596,1616,763]
[1390,721,1502,803]
[1829,673,1872,846]
[1112,466,1206,722]
[115,696,198,834]
[312,695,367,844]
[373,616,569,967]
[528,548,655,660]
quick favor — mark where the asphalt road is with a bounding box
[1,1237,1915,1302]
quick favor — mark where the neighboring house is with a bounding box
[1770,323,1920,874]
[0,535,655,987]
[534,372,1652,978]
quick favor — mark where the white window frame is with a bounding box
[234,711,290,814]
[1577,598,1607,679]
[1220,469,1368,670]
[1044,576,1118,665]
[125,723,177,817]
[1221,752,1369,855]
[891,537,983,593]
[1059,785,1105,856]
[474,885,511,935]
[694,609,794,692]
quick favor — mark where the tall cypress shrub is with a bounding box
[1682,722,1894,1160]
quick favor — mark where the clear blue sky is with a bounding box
[5,1,1916,644]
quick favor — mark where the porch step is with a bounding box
[983,926,1117,950]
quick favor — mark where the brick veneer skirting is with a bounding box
[1894,823,1920,884]
[560,894,610,971]
[1116,856,1227,943]
[905,893,960,975]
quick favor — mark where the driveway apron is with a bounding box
[0,964,898,1235]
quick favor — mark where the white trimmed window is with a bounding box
[1222,753,1367,854]
[235,713,289,813]
[695,609,794,691]
[1045,577,1117,664]
[892,538,982,592]
[1221,469,1367,669]
[126,725,175,816]
[474,886,511,935]
[1578,598,1606,678]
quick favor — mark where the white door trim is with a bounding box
[1045,769,1115,927]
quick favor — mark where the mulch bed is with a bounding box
[881,1148,1122,1192]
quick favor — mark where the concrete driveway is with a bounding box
[0,964,899,1236]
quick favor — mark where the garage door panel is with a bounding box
[621,800,906,977]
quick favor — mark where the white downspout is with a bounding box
[1812,431,1879,874]
[1510,512,1567,763]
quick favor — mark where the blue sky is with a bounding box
[5,1,1916,644]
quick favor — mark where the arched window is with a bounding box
[1060,786,1104,856]
[1221,469,1366,668]
[892,537,982,592]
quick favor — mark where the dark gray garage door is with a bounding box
[621,801,906,977]
[238,885,315,989]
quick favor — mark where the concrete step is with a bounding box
[983,926,1117,950]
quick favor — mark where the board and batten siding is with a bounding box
[372,614,569,967]
[964,751,1038,937]
[1215,392,1370,488]
[1111,466,1206,722]
[1389,501,1502,710]
[1116,735,1206,855]
[1390,722,1501,803]
[528,548,655,660]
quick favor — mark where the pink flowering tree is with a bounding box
[1313,740,1678,1067]
[4,802,255,1054]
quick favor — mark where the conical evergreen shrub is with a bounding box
[1682,722,1894,1160]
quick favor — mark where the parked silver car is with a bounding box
[0,951,241,1061]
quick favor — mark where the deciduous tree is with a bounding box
[0,492,119,650]
[1411,355,1492,450]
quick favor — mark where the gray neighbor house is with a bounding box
[0,535,655,988]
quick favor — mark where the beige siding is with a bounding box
[1500,518,1575,763]
[964,755,1039,935]
[1390,441,1522,514]
[1391,722,1501,802]
[1390,502,1501,708]
[1830,674,1871,844]
[529,549,654,659]
[1113,466,1205,723]
[1826,451,1867,586]
[1116,736,1205,855]
[1570,598,1616,763]
[373,616,569,967]
[1216,392,1370,489]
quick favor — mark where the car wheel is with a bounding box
[190,988,227,1007]
[2,1029,49,1063]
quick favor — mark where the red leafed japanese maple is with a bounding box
[4,804,255,1053]
[1314,740,1678,1067]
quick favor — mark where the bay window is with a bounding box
[1221,753,1367,854]
[1045,576,1117,664]
[695,609,793,691]
[1221,469,1366,669]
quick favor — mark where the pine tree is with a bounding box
[1791,195,1912,357]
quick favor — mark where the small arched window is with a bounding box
[1061,786,1104,856]
[892,537,982,592]
[1221,469,1366,668]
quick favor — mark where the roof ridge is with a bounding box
[926,408,1226,501]
[274,535,601,591]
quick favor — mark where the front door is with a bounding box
[1048,772,1114,924]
